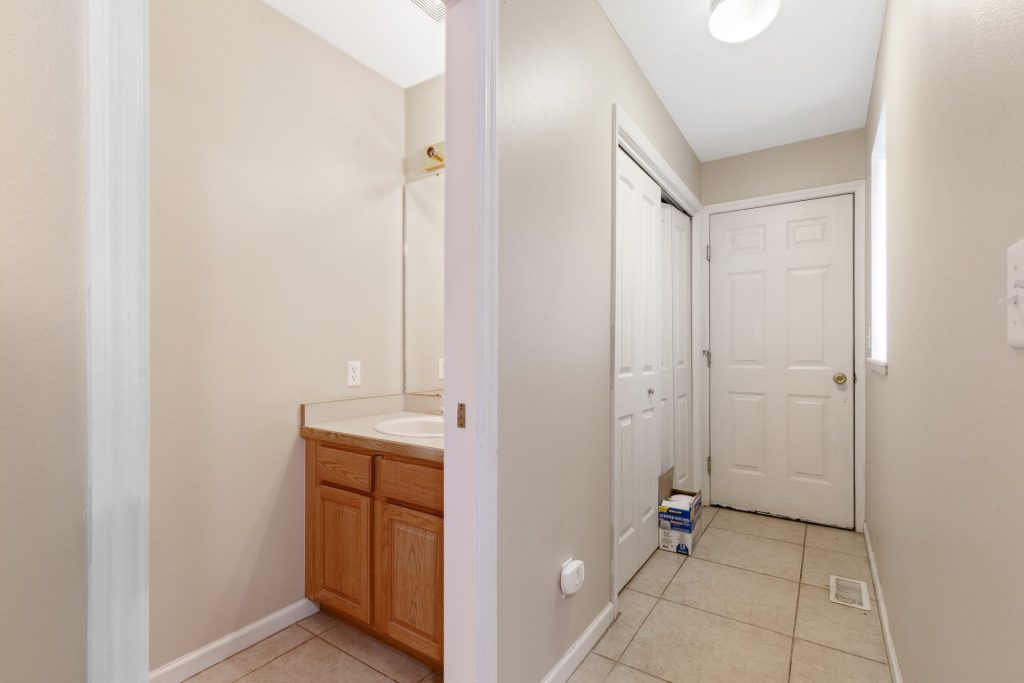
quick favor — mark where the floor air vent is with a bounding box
[829,575,871,610]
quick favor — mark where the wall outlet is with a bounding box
[346,360,361,387]
[438,358,445,380]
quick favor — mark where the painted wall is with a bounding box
[495,0,701,679]
[150,0,405,667]
[0,0,88,680]
[701,129,865,205]
[405,75,445,179]
[864,1,1024,680]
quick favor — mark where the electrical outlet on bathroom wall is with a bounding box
[438,358,445,380]
[346,360,361,387]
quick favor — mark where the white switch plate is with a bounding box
[438,358,445,380]
[1008,238,1024,349]
[346,360,361,387]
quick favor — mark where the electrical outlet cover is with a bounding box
[346,360,361,387]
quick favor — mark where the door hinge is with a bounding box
[702,349,712,368]
[706,244,711,261]
[707,457,712,475]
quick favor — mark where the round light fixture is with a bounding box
[708,0,781,43]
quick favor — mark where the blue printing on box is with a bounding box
[658,491,703,554]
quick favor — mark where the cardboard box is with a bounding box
[658,488,703,555]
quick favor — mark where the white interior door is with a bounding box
[709,195,854,527]
[665,206,693,492]
[614,149,662,590]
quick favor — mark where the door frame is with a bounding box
[698,181,867,531]
[88,0,150,680]
[89,0,499,680]
[610,106,703,595]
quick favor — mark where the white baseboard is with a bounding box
[149,598,319,683]
[540,601,615,683]
[864,523,903,683]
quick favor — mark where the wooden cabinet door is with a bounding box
[314,485,372,624]
[375,502,443,662]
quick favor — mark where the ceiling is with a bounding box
[597,0,887,161]
[261,0,444,88]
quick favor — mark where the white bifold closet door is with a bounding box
[663,205,693,494]
[614,149,692,590]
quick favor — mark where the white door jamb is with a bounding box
[87,0,150,680]
[444,0,500,681]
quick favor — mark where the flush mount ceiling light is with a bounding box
[708,0,781,43]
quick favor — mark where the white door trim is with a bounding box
[698,181,867,531]
[444,0,499,680]
[87,0,150,680]
[611,107,703,596]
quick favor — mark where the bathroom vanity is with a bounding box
[301,411,443,668]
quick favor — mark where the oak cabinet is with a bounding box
[312,485,372,624]
[375,501,444,662]
[304,436,443,668]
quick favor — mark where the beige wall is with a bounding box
[864,1,1024,680]
[0,0,88,680]
[150,0,405,667]
[405,75,445,179]
[495,0,700,679]
[701,129,865,205]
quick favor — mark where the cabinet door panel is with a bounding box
[316,485,371,624]
[375,502,443,662]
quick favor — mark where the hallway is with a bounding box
[571,508,889,682]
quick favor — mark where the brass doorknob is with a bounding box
[833,372,848,385]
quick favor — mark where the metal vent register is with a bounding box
[829,575,871,611]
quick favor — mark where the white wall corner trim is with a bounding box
[87,0,150,680]
[539,602,615,683]
[864,523,904,683]
[702,181,867,531]
[148,599,319,683]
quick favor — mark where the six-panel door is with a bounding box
[314,484,372,624]
[709,194,855,527]
[374,501,444,662]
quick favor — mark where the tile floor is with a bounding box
[571,507,891,683]
[185,507,885,683]
[184,611,441,683]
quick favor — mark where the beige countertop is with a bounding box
[301,411,443,464]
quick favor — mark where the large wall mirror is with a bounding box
[404,172,444,394]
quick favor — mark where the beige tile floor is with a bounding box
[184,507,884,683]
[571,507,891,683]
[185,611,441,683]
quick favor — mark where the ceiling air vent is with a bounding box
[410,0,445,22]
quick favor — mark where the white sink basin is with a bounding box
[374,415,443,438]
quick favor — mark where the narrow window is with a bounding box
[870,105,888,363]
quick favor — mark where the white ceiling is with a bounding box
[597,0,887,161]
[260,0,444,88]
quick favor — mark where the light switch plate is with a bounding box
[1008,238,1024,349]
